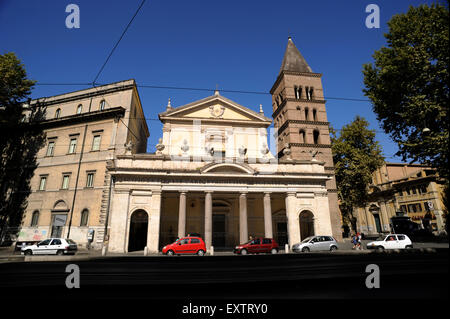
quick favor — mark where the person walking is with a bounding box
[357,232,363,250]
[351,234,357,250]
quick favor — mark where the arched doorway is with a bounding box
[128,210,148,252]
[369,204,382,233]
[299,210,314,240]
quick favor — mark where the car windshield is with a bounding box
[301,236,314,243]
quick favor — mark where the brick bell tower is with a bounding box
[270,37,342,240]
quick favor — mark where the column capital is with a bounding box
[204,190,213,194]
[239,192,248,196]
[286,191,296,197]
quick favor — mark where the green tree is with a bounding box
[363,3,449,182]
[0,52,46,242]
[331,116,384,232]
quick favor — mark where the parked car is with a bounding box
[162,236,206,256]
[292,236,338,253]
[233,238,279,255]
[21,238,78,255]
[366,234,413,251]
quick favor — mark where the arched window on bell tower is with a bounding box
[313,129,320,144]
[313,109,317,121]
[304,107,309,121]
[299,129,306,144]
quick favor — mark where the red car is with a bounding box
[234,238,279,255]
[162,237,206,256]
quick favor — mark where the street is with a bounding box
[0,249,447,300]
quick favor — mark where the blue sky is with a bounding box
[0,0,434,159]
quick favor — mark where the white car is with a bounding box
[366,234,413,251]
[21,238,78,255]
[292,236,339,252]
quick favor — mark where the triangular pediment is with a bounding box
[159,94,272,124]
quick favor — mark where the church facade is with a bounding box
[17,38,342,252]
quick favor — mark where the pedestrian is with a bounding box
[351,234,357,250]
[357,232,363,250]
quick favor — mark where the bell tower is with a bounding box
[270,37,342,240]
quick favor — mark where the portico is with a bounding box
[107,156,333,253]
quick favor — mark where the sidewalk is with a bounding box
[1,241,447,263]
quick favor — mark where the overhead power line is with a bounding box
[92,0,146,85]
[35,82,371,102]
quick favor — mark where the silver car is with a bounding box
[292,236,338,252]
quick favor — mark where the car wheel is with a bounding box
[197,250,205,256]
[57,250,64,256]
[376,246,385,252]
[240,249,248,255]
[271,248,278,254]
[24,250,32,256]
[330,246,338,252]
[302,247,310,253]
[167,250,174,256]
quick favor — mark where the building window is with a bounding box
[304,108,309,121]
[313,109,317,121]
[313,130,320,144]
[419,185,428,194]
[39,176,47,191]
[400,205,407,213]
[86,172,94,188]
[31,211,39,227]
[92,135,101,151]
[61,174,70,190]
[80,209,89,227]
[46,141,55,156]
[306,87,314,100]
[99,100,106,111]
[76,104,82,114]
[55,108,61,119]
[299,129,306,144]
[68,138,77,154]
[294,86,302,99]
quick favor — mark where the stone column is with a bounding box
[429,182,445,232]
[239,193,248,244]
[204,191,213,251]
[285,192,299,247]
[263,192,273,238]
[379,201,390,232]
[178,192,187,238]
[147,190,162,253]
[108,189,130,253]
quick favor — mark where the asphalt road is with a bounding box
[0,249,447,302]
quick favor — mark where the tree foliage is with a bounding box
[0,52,46,240]
[363,4,449,183]
[331,116,384,231]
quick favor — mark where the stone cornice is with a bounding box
[112,172,330,185]
[39,107,126,129]
[270,71,322,94]
[287,143,332,149]
[31,82,135,107]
